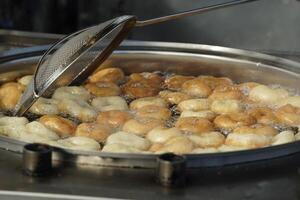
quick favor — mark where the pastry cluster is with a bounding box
[0,67,300,154]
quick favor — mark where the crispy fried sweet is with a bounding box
[213,113,256,130]
[0,82,25,110]
[175,117,214,135]
[39,115,77,137]
[88,67,124,84]
[164,75,194,91]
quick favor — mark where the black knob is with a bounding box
[23,143,52,176]
[157,153,186,187]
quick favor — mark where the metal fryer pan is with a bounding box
[0,41,300,169]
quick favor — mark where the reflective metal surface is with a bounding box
[0,41,300,169]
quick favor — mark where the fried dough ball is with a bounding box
[0,116,28,126]
[136,105,171,121]
[225,132,272,148]
[249,85,289,104]
[17,75,33,86]
[75,123,112,142]
[130,72,164,87]
[106,131,151,150]
[129,97,167,110]
[121,72,163,98]
[146,127,182,143]
[210,99,242,114]
[218,144,248,152]
[149,143,165,152]
[156,136,194,154]
[96,110,132,129]
[0,82,24,110]
[19,121,60,143]
[88,67,124,84]
[175,117,214,135]
[248,107,278,125]
[213,113,256,131]
[209,85,244,101]
[52,86,91,101]
[237,82,261,94]
[122,117,164,136]
[233,125,278,137]
[91,96,128,112]
[191,147,219,154]
[51,136,100,151]
[159,90,192,105]
[164,75,194,91]
[102,143,142,153]
[39,115,77,137]
[182,78,212,98]
[29,97,59,115]
[0,124,27,139]
[198,75,233,89]
[180,110,216,121]
[276,96,300,108]
[58,99,97,122]
[272,130,295,146]
[275,104,300,126]
[188,131,225,148]
[177,99,211,112]
[85,82,121,97]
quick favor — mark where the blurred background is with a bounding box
[0,0,300,53]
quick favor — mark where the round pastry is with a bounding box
[233,125,278,137]
[213,113,256,131]
[164,75,194,91]
[249,85,289,104]
[129,97,167,110]
[106,131,151,150]
[225,132,272,148]
[102,143,142,153]
[29,97,59,115]
[75,123,112,142]
[88,67,124,84]
[122,117,164,136]
[156,136,194,154]
[175,117,214,135]
[188,131,225,148]
[0,82,24,110]
[52,86,91,101]
[146,126,182,143]
[121,72,163,99]
[197,75,233,89]
[96,110,132,129]
[58,98,97,122]
[275,104,300,126]
[248,107,278,125]
[92,96,128,112]
[272,130,295,146]
[39,115,77,137]
[181,78,212,98]
[191,147,219,154]
[210,99,242,114]
[209,85,244,101]
[51,136,100,151]
[177,99,211,112]
[180,110,216,121]
[85,82,121,97]
[159,90,192,105]
[135,105,171,121]
[17,75,33,86]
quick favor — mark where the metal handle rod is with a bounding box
[135,0,259,27]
